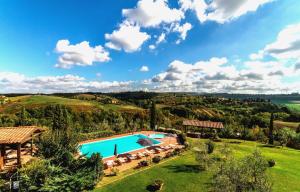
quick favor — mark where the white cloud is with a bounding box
[149,44,156,50]
[149,33,166,50]
[249,50,264,60]
[172,22,192,44]
[105,22,150,52]
[156,33,166,44]
[263,23,300,60]
[140,65,149,72]
[249,23,300,73]
[0,72,133,93]
[180,0,273,24]
[149,56,300,93]
[55,40,110,69]
[122,0,184,27]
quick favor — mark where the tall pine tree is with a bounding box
[269,112,274,145]
[150,100,156,130]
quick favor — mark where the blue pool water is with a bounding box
[79,134,161,158]
[148,133,165,139]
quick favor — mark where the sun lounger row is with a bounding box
[104,144,179,169]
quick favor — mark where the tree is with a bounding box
[212,150,272,192]
[269,113,274,145]
[276,128,296,147]
[296,124,300,133]
[150,100,157,130]
[194,142,211,170]
[18,106,29,126]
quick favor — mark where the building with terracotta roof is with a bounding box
[0,126,44,170]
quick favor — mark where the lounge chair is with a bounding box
[117,157,127,164]
[155,146,163,152]
[126,153,137,160]
[145,149,154,154]
[161,145,171,150]
[137,152,145,157]
[105,160,115,168]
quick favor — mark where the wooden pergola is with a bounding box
[182,120,224,135]
[0,126,44,170]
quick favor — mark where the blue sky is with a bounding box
[0,0,300,93]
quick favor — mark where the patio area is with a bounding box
[79,131,182,174]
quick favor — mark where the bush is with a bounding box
[206,140,215,154]
[147,179,164,191]
[184,141,190,149]
[276,128,296,147]
[173,148,183,156]
[152,155,162,163]
[164,152,173,158]
[78,130,115,141]
[268,159,276,167]
[138,160,149,167]
[177,133,187,145]
[156,127,182,134]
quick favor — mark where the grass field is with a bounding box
[96,139,300,192]
[274,120,299,129]
[286,103,300,112]
[0,95,145,114]
[272,98,300,112]
[0,95,98,113]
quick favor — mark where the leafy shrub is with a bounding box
[78,130,115,141]
[147,179,164,191]
[164,152,173,158]
[276,128,296,147]
[172,148,183,156]
[194,142,212,170]
[152,155,162,163]
[206,140,215,154]
[138,160,149,167]
[184,141,190,149]
[156,127,182,134]
[268,159,276,167]
[177,133,187,145]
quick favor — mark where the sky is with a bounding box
[0,0,300,93]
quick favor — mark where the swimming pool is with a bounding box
[148,133,165,139]
[79,134,161,158]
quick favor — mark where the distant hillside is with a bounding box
[0,95,144,114]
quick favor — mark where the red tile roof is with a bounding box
[182,120,224,129]
[0,126,44,144]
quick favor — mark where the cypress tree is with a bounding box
[19,106,28,126]
[150,100,156,130]
[269,113,274,145]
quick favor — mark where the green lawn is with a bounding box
[286,103,300,112]
[96,139,300,192]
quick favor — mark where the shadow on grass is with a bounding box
[228,141,242,144]
[163,164,203,173]
[258,144,281,148]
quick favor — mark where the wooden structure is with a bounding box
[182,120,224,135]
[0,126,44,170]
